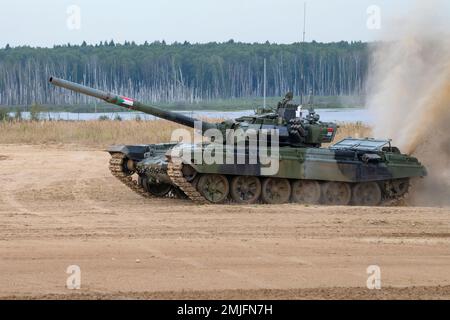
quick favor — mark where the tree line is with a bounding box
[0,40,369,106]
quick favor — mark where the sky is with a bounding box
[0,0,449,47]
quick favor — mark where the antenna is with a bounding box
[302,2,307,43]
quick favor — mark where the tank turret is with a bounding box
[49,77,337,147]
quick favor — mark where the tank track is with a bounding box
[167,156,208,204]
[381,180,409,206]
[165,157,407,206]
[109,153,155,199]
[110,153,407,206]
[382,197,407,206]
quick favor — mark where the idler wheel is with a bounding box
[352,182,382,206]
[230,176,262,204]
[197,174,230,203]
[291,180,321,204]
[321,182,352,206]
[124,159,136,174]
[261,178,291,204]
[110,153,134,176]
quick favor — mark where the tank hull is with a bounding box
[186,146,426,182]
[107,142,426,206]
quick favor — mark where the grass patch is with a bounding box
[0,120,183,146]
[0,120,371,147]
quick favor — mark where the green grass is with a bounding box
[0,95,364,114]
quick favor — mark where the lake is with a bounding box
[12,108,372,124]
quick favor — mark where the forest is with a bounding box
[0,40,369,106]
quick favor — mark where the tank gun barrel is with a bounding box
[49,77,216,131]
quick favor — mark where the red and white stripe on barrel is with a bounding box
[121,97,134,106]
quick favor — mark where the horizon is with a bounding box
[0,39,370,50]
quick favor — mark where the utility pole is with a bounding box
[300,2,307,104]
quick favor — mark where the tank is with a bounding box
[49,77,427,206]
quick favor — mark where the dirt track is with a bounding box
[0,144,449,299]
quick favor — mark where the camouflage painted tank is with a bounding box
[49,77,427,206]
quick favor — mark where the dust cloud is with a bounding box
[366,0,450,206]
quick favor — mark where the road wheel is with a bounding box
[181,164,197,182]
[291,180,321,204]
[142,177,150,192]
[230,176,261,204]
[197,174,229,203]
[392,179,410,196]
[138,176,144,187]
[147,183,173,197]
[352,182,382,206]
[321,182,352,205]
[261,178,291,204]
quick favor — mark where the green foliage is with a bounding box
[14,110,22,121]
[30,103,42,121]
[0,108,11,121]
[114,114,122,121]
[98,115,110,121]
[0,41,369,106]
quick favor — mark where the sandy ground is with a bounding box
[0,144,449,300]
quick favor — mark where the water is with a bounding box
[314,108,371,124]
[11,108,371,124]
